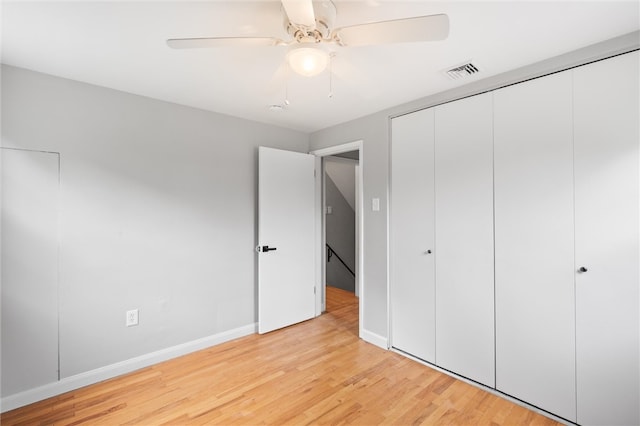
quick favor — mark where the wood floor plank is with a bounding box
[1,287,561,425]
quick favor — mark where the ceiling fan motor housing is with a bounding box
[284,0,336,43]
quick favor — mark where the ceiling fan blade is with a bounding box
[281,0,316,28]
[333,14,449,47]
[167,37,285,49]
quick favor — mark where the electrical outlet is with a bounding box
[126,309,139,327]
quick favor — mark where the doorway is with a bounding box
[310,141,363,338]
[324,155,357,294]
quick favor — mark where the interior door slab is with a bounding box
[258,147,316,334]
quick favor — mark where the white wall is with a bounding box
[1,65,308,397]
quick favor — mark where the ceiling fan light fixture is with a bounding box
[287,46,329,77]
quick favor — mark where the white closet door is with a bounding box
[434,93,494,387]
[494,72,576,421]
[390,108,435,363]
[574,52,639,426]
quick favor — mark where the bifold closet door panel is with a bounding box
[390,108,436,363]
[574,51,639,426]
[494,72,576,421]
[434,93,494,387]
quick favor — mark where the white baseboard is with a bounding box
[1,323,257,413]
[360,328,388,349]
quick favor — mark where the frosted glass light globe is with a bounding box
[287,46,329,77]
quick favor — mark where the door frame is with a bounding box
[309,140,364,338]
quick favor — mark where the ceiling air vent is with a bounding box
[445,62,480,80]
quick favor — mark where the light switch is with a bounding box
[326,206,333,214]
[372,198,380,211]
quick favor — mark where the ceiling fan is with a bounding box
[167,0,449,77]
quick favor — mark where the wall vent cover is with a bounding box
[445,62,480,80]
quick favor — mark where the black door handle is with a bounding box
[578,266,588,273]
[262,245,277,252]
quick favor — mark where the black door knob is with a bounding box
[262,245,277,252]
[578,266,588,273]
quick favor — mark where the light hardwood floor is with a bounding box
[2,287,560,425]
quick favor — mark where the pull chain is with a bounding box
[328,53,334,99]
[285,65,291,106]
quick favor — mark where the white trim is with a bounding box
[314,155,324,315]
[323,156,358,166]
[387,116,393,351]
[361,329,388,350]
[310,141,361,157]
[355,163,360,298]
[356,151,364,339]
[0,323,257,413]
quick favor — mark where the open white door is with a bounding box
[258,147,316,334]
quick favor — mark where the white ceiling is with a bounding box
[2,1,639,133]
